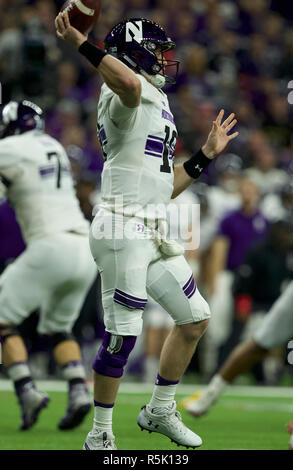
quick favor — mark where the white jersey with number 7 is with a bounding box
[0,129,89,243]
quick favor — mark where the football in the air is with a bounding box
[61,0,101,34]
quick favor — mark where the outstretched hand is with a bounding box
[202,110,239,159]
[55,10,88,48]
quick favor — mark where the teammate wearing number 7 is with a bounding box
[0,101,97,431]
[55,12,239,450]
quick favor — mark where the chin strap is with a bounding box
[141,71,166,89]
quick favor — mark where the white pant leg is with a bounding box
[0,233,97,334]
[38,233,97,334]
[147,254,211,325]
[254,282,293,349]
[207,270,234,347]
[0,247,45,325]
[89,218,160,337]
[143,299,174,329]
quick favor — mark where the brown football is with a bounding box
[61,0,101,34]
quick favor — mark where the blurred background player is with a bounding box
[202,177,269,375]
[261,181,293,222]
[182,260,293,448]
[0,101,97,430]
[205,153,242,228]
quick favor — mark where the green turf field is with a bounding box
[0,383,292,450]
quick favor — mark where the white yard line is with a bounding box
[0,378,292,398]
[120,383,293,398]
[222,400,293,413]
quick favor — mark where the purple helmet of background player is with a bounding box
[104,18,179,89]
[0,100,44,139]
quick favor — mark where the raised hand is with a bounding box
[202,109,239,159]
[55,10,88,48]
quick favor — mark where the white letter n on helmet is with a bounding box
[126,20,143,43]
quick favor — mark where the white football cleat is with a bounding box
[181,375,227,418]
[83,430,117,450]
[185,388,219,418]
[137,401,202,449]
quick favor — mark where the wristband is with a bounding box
[78,40,107,68]
[183,149,212,179]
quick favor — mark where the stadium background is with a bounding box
[0,0,293,450]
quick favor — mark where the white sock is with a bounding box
[93,404,113,434]
[149,382,178,409]
[62,361,86,381]
[7,362,31,382]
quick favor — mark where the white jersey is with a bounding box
[97,75,177,222]
[0,130,89,243]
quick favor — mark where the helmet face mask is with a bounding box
[104,18,180,88]
[0,100,44,139]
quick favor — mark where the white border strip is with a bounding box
[0,379,292,398]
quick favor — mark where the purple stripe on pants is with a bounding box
[183,274,193,291]
[187,284,196,299]
[115,289,147,303]
[184,278,196,298]
[114,293,147,310]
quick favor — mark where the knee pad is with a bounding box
[93,332,136,378]
[50,332,75,349]
[0,324,19,344]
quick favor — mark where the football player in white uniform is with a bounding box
[182,282,293,436]
[0,101,97,431]
[55,12,238,450]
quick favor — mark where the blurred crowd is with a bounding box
[0,0,293,384]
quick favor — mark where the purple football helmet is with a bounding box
[0,100,44,139]
[104,18,179,88]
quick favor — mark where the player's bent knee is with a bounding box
[178,319,209,343]
[248,339,269,357]
[197,318,210,335]
[0,324,20,343]
[49,332,75,349]
[92,331,137,378]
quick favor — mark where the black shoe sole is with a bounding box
[137,423,200,450]
[58,403,92,430]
